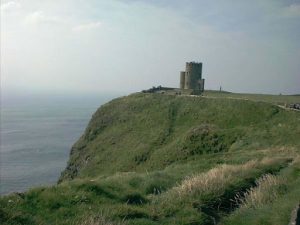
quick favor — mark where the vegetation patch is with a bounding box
[1,92,300,225]
[123,193,148,205]
[79,215,126,225]
[181,124,238,155]
[235,174,287,209]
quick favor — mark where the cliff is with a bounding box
[1,92,300,225]
[59,92,299,182]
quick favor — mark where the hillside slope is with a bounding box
[60,93,300,181]
[1,92,300,225]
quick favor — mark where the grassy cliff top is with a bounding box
[1,92,300,225]
[59,92,300,181]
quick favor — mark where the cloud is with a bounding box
[283,3,300,17]
[1,0,299,95]
[72,21,102,32]
[0,1,21,12]
[25,11,62,25]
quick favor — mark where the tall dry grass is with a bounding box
[173,160,258,197]
[236,174,286,209]
[78,216,125,225]
[172,157,286,198]
[291,155,300,165]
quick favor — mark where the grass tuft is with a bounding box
[172,158,280,198]
[236,174,287,209]
[79,215,125,225]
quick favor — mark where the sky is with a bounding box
[1,0,300,96]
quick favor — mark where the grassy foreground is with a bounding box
[1,91,300,225]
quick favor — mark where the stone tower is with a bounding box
[180,62,205,93]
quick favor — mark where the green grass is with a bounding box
[60,93,300,181]
[1,92,300,225]
[222,157,300,225]
[203,90,300,105]
[0,157,295,225]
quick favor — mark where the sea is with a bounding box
[0,94,118,195]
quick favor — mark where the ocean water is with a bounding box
[0,94,116,195]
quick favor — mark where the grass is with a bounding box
[236,174,286,209]
[222,157,300,225]
[172,158,281,198]
[150,157,291,224]
[78,215,126,225]
[1,92,300,225]
[203,90,300,105]
[60,93,300,181]
[0,154,297,225]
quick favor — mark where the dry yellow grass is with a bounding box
[172,157,287,198]
[291,155,300,165]
[78,216,125,225]
[237,174,285,209]
[173,160,258,198]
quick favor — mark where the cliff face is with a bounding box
[59,93,300,182]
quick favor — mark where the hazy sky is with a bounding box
[1,0,300,95]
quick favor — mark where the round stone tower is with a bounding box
[184,62,202,89]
